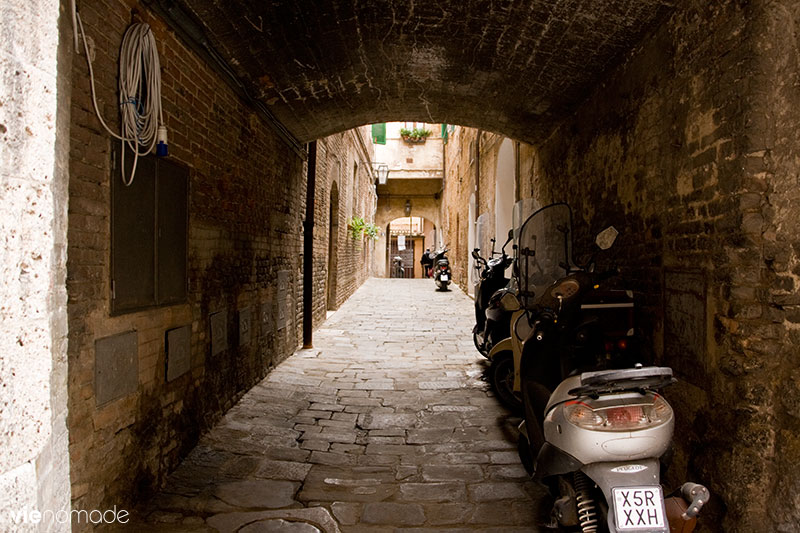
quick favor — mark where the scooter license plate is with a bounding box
[440,274,448,281]
[612,486,666,530]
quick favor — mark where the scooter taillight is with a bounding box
[441,265,447,270]
[563,394,672,432]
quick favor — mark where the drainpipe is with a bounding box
[303,141,317,349]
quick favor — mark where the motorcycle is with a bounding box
[433,247,451,290]
[515,203,709,533]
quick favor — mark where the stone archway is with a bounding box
[375,196,441,278]
[156,1,674,146]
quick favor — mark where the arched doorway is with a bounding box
[327,181,340,310]
[495,138,515,245]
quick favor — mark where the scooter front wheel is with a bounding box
[473,325,488,357]
[517,430,534,476]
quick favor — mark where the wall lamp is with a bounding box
[372,162,389,185]
[404,199,412,217]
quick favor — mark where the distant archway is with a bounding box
[327,180,340,310]
[387,216,435,279]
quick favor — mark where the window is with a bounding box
[111,148,188,314]
[371,123,386,145]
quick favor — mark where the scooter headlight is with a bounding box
[563,394,673,432]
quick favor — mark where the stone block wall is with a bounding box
[0,0,71,530]
[67,0,374,523]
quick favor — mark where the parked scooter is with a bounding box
[391,256,405,278]
[514,203,709,532]
[472,229,514,356]
[480,199,538,412]
[433,247,451,290]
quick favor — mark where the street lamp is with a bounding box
[372,162,389,185]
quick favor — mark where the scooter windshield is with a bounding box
[517,203,575,309]
[512,198,540,245]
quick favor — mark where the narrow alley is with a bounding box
[10,1,800,531]
[127,279,548,532]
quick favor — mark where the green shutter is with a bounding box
[441,123,448,144]
[372,123,386,144]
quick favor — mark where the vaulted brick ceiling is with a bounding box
[164,0,674,144]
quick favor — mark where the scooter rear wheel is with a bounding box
[490,352,522,412]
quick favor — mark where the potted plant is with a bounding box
[400,127,432,144]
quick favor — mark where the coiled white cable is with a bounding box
[76,7,163,186]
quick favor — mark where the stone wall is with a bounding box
[0,0,72,531]
[67,0,374,524]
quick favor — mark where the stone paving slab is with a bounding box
[124,279,550,531]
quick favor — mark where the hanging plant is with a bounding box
[347,216,367,240]
[347,217,380,241]
[363,222,380,241]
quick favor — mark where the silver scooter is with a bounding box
[515,203,709,533]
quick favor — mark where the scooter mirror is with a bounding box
[595,226,619,250]
[471,249,480,260]
[501,230,514,253]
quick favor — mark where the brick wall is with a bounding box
[441,128,511,293]
[525,1,794,531]
[67,0,373,522]
[440,2,800,530]
[749,1,800,529]
[311,129,377,322]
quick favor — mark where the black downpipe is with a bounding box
[303,141,317,348]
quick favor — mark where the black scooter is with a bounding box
[472,230,514,357]
[433,248,451,290]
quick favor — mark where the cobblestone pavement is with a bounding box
[124,279,550,532]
